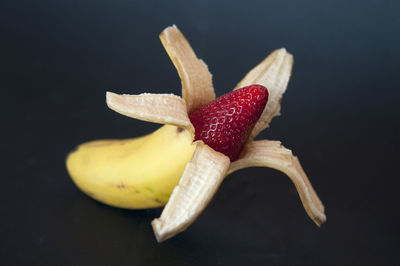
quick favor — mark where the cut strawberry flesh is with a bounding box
[189,85,269,161]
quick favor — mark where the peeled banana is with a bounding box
[66,25,326,242]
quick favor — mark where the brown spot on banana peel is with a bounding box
[115,183,126,189]
[176,127,184,133]
[109,183,141,194]
[154,198,163,205]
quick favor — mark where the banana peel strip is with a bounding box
[106,92,193,130]
[160,25,216,113]
[228,140,326,226]
[235,49,294,141]
[152,142,230,242]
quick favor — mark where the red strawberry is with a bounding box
[189,84,269,161]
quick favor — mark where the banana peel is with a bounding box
[66,25,326,242]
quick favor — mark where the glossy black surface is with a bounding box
[1,0,399,265]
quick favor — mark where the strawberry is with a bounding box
[189,84,269,161]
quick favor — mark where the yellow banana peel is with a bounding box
[66,125,195,209]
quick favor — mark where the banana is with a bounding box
[66,124,196,209]
[66,26,326,242]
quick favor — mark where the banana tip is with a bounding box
[151,219,164,243]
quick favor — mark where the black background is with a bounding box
[1,0,400,265]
